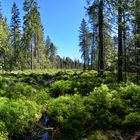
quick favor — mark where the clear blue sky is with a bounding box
[2,0,87,60]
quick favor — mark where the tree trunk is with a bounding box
[98,0,104,75]
[118,0,123,83]
[123,9,127,83]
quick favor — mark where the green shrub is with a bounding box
[123,112,140,127]
[87,130,109,140]
[85,85,123,129]
[119,83,140,111]
[0,121,8,140]
[5,82,37,98]
[47,94,91,139]
[80,70,98,77]
[33,90,51,106]
[0,98,41,135]
[50,80,73,97]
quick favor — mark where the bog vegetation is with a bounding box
[0,70,140,140]
[0,0,140,139]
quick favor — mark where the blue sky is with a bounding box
[2,0,87,60]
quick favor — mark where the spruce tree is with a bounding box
[22,0,47,69]
[87,0,98,70]
[79,19,91,70]
[45,36,51,59]
[10,2,21,70]
[134,0,140,84]
[0,0,2,19]
[49,43,57,68]
[0,1,10,70]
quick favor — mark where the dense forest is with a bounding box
[0,0,140,140]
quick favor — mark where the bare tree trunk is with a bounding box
[118,0,123,82]
[98,0,104,75]
[123,9,127,83]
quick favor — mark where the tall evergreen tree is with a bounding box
[134,0,140,84]
[0,0,2,19]
[0,1,10,70]
[10,2,21,70]
[45,36,51,58]
[22,0,47,69]
[87,1,98,70]
[87,0,105,73]
[79,19,91,70]
[49,43,57,68]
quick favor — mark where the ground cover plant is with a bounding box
[0,70,140,140]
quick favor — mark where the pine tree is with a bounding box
[104,21,116,70]
[87,0,105,73]
[45,36,51,58]
[0,0,3,19]
[0,1,10,70]
[10,2,21,70]
[49,43,57,68]
[79,19,91,70]
[134,0,140,84]
[87,1,98,70]
[22,0,47,69]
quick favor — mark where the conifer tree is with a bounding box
[0,1,10,70]
[0,0,2,19]
[79,19,91,70]
[134,0,140,83]
[49,43,57,68]
[45,36,51,58]
[22,0,47,69]
[10,2,21,70]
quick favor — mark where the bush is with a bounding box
[123,112,140,127]
[0,121,8,140]
[50,80,73,97]
[47,94,91,139]
[85,85,124,129]
[119,83,140,111]
[33,90,51,106]
[87,130,109,140]
[5,82,37,98]
[0,98,41,135]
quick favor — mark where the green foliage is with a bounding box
[22,0,48,69]
[47,94,91,139]
[5,82,37,98]
[0,121,8,140]
[119,83,140,110]
[0,70,140,139]
[10,2,21,70]
[0,98,41,135]
[50,80,73,97]
[0,18,11,70]
[123,112,140,127]
[87,130,109,140]
[33,90,51,106]
[79,18,91,70]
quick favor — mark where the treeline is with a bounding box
[79,0,140,83]
[0,0,82,71]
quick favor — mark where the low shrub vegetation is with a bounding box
[0,70,140,139]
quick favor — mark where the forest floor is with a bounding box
[0,70,140,140]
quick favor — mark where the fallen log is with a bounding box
[36,123,54,131]
[130,130,140,140]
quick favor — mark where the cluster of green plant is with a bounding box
[46,83,140,139]
[0,70,140,139]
